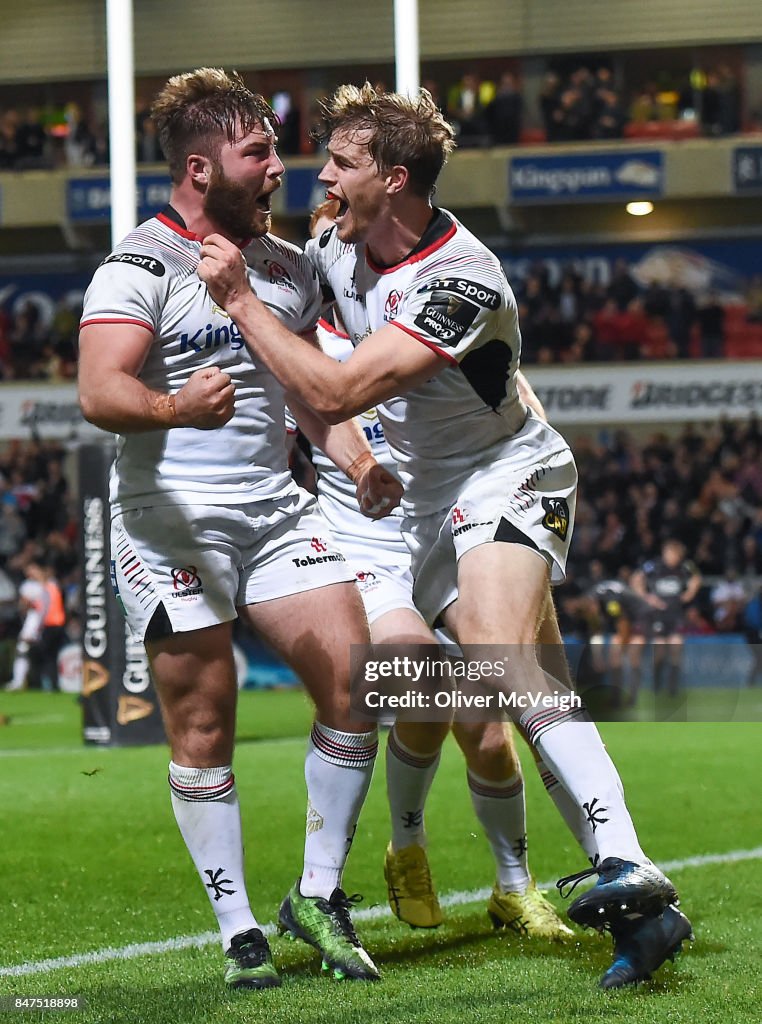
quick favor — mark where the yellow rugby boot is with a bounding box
[488,880,574,940]
[384,843,443,929]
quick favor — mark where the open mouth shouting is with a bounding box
[326,190,349,219]
[255,190,274,213]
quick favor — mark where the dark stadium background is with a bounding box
[0,4,760,1021]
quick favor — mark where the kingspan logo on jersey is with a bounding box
[179,321,245,354]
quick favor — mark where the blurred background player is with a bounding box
[287,199,573,941]
[36,560,66,691]
[629,539,702,699]
[579,560,653,709]
[78,68,400,990]
[4,559,48,691]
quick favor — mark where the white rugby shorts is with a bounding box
[323,519,419,625]
[350,559,419,624]
[110,490,355,641]
[405,444,578,626]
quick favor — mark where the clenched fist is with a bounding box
[197,234,251,311]
[174,366,236,429]
[356,463,404,519]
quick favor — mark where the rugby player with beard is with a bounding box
[78,69,400,990]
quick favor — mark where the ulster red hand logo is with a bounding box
[384,289,403,321]
[172,566,201,590]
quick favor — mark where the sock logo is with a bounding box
[402,810,423,829]
[511,834,528,857]
[582,797,610,833]
[306,799,324,835]
[204,867,236,901]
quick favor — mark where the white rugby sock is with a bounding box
[11,652,30,689]
[386,725,441,851]
[535,758,599,864]
[467,769,530,893]
[169,761,259,950]
[520,708,646,865]
[301,722,377,898]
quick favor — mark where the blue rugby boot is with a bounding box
[600,904,694,989]
[557,857,678,927]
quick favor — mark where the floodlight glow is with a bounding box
[626,201,654,216]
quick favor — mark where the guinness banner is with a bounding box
[79,443,165,746]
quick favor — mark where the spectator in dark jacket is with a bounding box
[486,71,522,145]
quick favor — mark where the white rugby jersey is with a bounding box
[285,319,407,558]
[19,579,47,642]
[81,207,321,511]
[306,209,568,515]
[20,578,47,609]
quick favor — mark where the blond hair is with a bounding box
[315,83,455,198]
[151,67,275,183]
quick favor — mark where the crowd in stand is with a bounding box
[1,414,760,693]
[515,257,750,364]
[0,104,108,170]
[558,418,762,644]
[2,252,761,383]
[430,61,743,145]
[0,58,749,170]
[535,67,627,144]
[0,439,80,688]
[0,298,79,382]
[0,98,295,170]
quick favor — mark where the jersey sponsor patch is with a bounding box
[102,252,166,277]
[541,497,570,541]
[413,292,480,346]
[417,277,501,311]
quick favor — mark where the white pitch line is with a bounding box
[2,845,761,979]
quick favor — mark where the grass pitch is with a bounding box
[1,688,760,1024]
